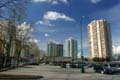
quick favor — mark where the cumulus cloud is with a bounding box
[32,0,69,4]
[17,22,32,39]
[29,38,39,43]
[36,20,54,26]
[90,0,102,4]
[35,11,74,27]
[43,11,74,21]
[17,22,31,30]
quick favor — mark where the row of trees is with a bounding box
[92,57,111,62]
[0,0,34,67]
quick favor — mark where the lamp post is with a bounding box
[80,16,85,73]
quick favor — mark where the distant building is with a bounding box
[88,19,112,60]
[47,42,63,58]
[112,46,120,61]
[65,37,78,60]
[47,42,56,58]
[56,44,63,57]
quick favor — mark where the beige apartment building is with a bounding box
[88,19,112,60]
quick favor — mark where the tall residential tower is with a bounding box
[47,42,63,58]
[65,37,78,60]
[88,19,112,60]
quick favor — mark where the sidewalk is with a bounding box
[0,65,43,79]
[0,64,27,72]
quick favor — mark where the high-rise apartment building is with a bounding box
[47,42,63,58]
[88,19,112,60]
[47,42,56,57]
[65,37,78,60]
[56,44,63,57]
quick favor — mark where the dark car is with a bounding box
[29,62,39,65]
[93,63,120,74]
[70,63,77,68]
[70,62,87,68]
[60,63,67,68]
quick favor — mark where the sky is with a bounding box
[24,0,120,57]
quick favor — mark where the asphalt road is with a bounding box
[0,64,120,80]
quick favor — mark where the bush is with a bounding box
[92,57,111,62]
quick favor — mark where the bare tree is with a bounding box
[0,0,30,67]
[0,20,16,67]
[16,22,32,65]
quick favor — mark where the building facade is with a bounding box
[56,44,63,57]
[47,42,64,62]
[88,19,112,60]
[65,37,78,60]
[47,42,63,57]
[47,42,56,58]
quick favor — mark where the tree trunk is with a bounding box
[17,49,22,66]
[4,36,12,67]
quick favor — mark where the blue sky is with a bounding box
[25,0,120,57]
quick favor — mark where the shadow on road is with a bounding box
[0,74,44,79]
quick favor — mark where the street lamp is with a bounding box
[80,16,85,73]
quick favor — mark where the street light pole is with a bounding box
[80,16,85,73]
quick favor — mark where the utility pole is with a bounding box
[80,16,85,73]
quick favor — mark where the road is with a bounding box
[0,64,120,80]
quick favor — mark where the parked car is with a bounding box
[87,63,94,68]
[93,63,120,74]
[70,63,80,68]
[29,59,39,65]
[61,63,66,68]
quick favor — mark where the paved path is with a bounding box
[0,65,120,80]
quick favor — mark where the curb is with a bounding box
[0,64,27,72]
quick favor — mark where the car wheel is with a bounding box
[101,70,104,74]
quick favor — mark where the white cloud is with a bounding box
[32,0,69,4]
[48,39,60,44]
[33,0,51,3]
[17,22,31,30]
[35,11,74,27]
[59,0,68,4]
[17,22,32,39]
[36,20,54,26]
[90,0,102,4]
[52,1,58,4]
[29,38,39,43]
[113,45,120,55]
[43,11,74,21]
[44,33,49,37]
